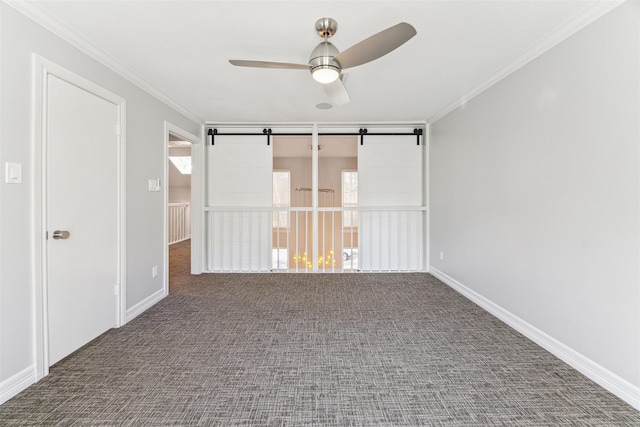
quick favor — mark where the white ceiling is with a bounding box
[168,133,192,147]
[24,0,613,124]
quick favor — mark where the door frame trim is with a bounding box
[163,122,203,296]
[31,55,126,379]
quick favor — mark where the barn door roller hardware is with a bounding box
[359,128,368,145]
[263,128,272,145]
[207,128,217,145]
[358,128,423,145]
[207,128,274,146]
[207,127,424,146]
[413,128,423,145]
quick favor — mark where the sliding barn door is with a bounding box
[207,135,272,271]
[358,135,424,271]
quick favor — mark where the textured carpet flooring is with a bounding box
[1,239,638,425]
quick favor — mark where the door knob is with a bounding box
[52,230,70,240]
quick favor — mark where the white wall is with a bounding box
[169,186,191,204]
[0,3,201,397]
[429,0,639,402]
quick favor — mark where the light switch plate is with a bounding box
[5,162,22,184]
[148,178,161,192]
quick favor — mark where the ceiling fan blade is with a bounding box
[334,22,416,69]
[228,59,309,70]
[323,77,350,106]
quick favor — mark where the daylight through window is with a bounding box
[273,171,290,227]
[169,156,192,174]
[342,170,358,227]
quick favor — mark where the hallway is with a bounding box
[169,239,192,294]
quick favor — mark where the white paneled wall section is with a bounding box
[206,134,273,271]
[358,135,424,271]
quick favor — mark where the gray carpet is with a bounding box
[1,239,638,425]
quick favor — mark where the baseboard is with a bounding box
[125,288,166,323]
[0,365,36,405]
[429,267,640,411]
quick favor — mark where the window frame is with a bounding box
[341,169,358,228]
[272,169,291,228]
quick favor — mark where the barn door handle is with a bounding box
[52,230,70,240]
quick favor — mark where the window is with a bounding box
[169,156,192,174]
[342,170,358,227]
[273,170,290,227]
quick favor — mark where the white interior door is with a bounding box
[358,134,424,271]
[207,134,272,271]
[47,74,119,365]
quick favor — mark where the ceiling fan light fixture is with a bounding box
[312,66,340,84]
[309,41,341,84]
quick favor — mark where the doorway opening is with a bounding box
[272,135,359,272]
[168,133,192,290]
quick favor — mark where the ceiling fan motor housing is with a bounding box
[309,41,341,75]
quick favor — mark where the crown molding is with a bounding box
[5,0,204,125]
[427,0,626,124]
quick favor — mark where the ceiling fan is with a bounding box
[229,18,417,106]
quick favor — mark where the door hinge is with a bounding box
[46,231,48,240]
[114,285,120,296]
[115,124,122,136]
